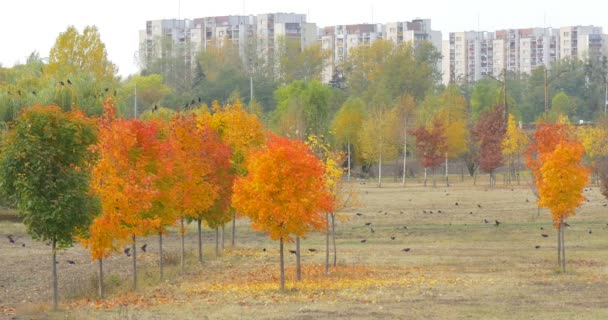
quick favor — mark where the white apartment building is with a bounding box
[442,25,603,85]
[138,19,197,70]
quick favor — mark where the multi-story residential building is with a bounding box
[138,19,196,71]
[191,15,257,59]
[442,25,605,85]
[385,19,442,50]
[255,13,317,61]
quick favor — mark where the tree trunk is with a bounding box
[221,225,225,251]
[402,124,407,186]
[347,140,351,182]
[98,258,104,299]
[561,216,566,272]
[132,235,137,290]
[215,228,219,257]
[332,214,337,267]
[180,218,185,272]
[279,238,285,291]
[159,232,164,280]
[325,213,330,275]
[432,168,436,188]
[296,236,301,281]
[445,153,449,187]
[52,239,58,310]
[424,167,428,187]
[231,212,236,247]
[197,220,203,264]
[378,153,382,188]
[557,222,562,270]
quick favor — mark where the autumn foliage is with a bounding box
[410,119,447,178]
[475,105,506,184]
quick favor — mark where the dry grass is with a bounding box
[3,177,608,319]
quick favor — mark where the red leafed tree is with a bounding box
[410,119,447,187]
[475,105,506,187]
[232,134,331,290]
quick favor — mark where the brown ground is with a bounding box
[1,176,607,319]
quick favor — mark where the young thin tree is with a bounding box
[410,119,447,187]
[0,105,99,310]
[232,135,331,290]
[502,114,529,185]
[526,121,589,272]
[475,105,506,187]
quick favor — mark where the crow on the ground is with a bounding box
[402,248,410,252]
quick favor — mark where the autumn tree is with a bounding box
[91,104,168,289]
[502,114,530,184]
[200,101,266,247]
[393,95,417,185]
[410,118,447,187]
[166,112,231,268]
[526,121,589,272]
[475,105,506,187]
[118,75,171,118]
[331,97,365,181]
[0,106,99,310]
[232,135,331,290]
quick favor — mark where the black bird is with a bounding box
[494,220,500,226]
[541,234,549,238]
[308,249,317,253]
[402,248,410,252]
[403,226,407,230]
[390,236,396,240]
[484,219,489,224]
[588,229,592,234]
[429,211,433,214]
[124,248,131,257]
[526,199,530,202]
[384,212,388,215]
[153,104,158,112]
[198,97,201,103]
[289,250,297,254]
[191,99,196,106]
[565,222,571,227]
[104,87,109,92]
[370,228,375,234]
[360,239,367,243]
[540,227,544,230]
[423,210,427,213]
[184,103,189,109]
[438,210,442,213]
[32,90,36,95]
[141,244,147,252]
[7,235,15,244]
[21,243,25,247]
[364,222,372,226]
[455,202,459,206]
[535,245,541,249]
[113,90,117,97]
[59,81,65,86]
[469,212,473,214]
[262,248,266,252]
[67,260,75,265]
[356,213,363,216]
[477,204,482,208]
[67,79,72,85]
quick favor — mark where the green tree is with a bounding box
[0,106,99,310]
[331,97,365,180]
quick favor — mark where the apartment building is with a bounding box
[442,25,603,85]
[138,19,196,70]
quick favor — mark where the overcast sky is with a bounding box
[1,0,607,77]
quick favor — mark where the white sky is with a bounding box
[1,0,607,78]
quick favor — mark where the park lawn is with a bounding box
[3,178,608,319]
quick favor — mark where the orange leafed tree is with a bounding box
[197,100,266,248]
[166,112,231,268]
[525,121,589,272]
[87,100,167,290]
[232,134,331,290]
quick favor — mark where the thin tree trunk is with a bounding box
[296,236,301,281]
[402,124,407,186]
[378,153,382,188]
[445,153,449,187]
[432,168,436,188]
[280,238,285,291]
[132,235,137,290]
[424,167,428,187]
[231,212,236,247]
[221,225,225,251]
[562,216,566,272]
[215,228,219,257]
[197,220,203,264]
[98,258,104,299]
[347,140,351,182]
[325,213,330,275]
[332,214,337,267]
[180,218,185,272]
[557,222,562,270]
[52,239,58,310]
[159,232,164,280]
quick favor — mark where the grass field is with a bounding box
[2,176,608,319]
